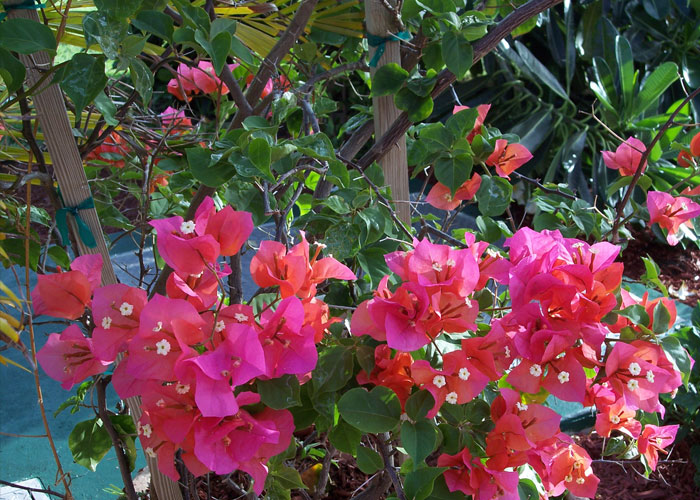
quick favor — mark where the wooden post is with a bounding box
[365,0,411,224]
[9,7,184,500]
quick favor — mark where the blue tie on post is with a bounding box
[0,0,47,22]
[56,197,98,248]
[366,31,411,68]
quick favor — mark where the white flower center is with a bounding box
[576,478,585,485]
[176,383,190,394]
[458,367,470,381]
[140,423,152,438]
[627,379,639,392]
[180,220,196,234]
[145,447,157,458]
[529,364,542,377]
[445,391,458,404]
[504,346,511,358]
[628,362,641,376]
[156,399,166,408]
[155,339,171,356]
[432,375,446,388]
[558,371,570,384]
[215,320,226,332]
[119,302,134,316]
[646,371,655,383]
[656,437,663,446]
[446,259,456,267]
[432,262,443,272]
[516,402,528,411]
[565,475,573,483]
[610,414,621,424]
[153,321,163,332]
[234,313,249,322]
[101,317,112,329]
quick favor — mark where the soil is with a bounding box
[575,433,698,500]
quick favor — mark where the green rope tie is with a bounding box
[366,30,411,67]
[0,0,47,22]
[56,197,97,249]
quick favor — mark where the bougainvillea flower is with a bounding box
[647,191,700,246]
[547,442,599,498]
[452,104,491,142]
[160,106,192,133]
[302,297,340,343]
[595,398,641,438]
[194,198,254,257]
[149,215,221,276]
[602,137,646,177]
[258,297,318,378]
[251,234,355,299]
[677,150,694,168]
[167,62,238,101]
[638,424,678,471]
[603,340,684,416]
[356,345,414,408]
[90,283,147,362]
[438,447,519,499]
[37,324,110,389]
[139,380,199,444]
[166,263,231,312]
[609,288,677,335]
[485,139,533,178]
[31,254,103,320]
[425,173,482,211]
[85,131,130,168]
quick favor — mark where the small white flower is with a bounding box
[504,346,511,358]
[516,402,529,411]
[555,351,566,359]
[141,424,153,438]
[432,262,443,272]
[646,371,655,383]
[656,437,664,446]
[464,297,472,308]
[486,248,499,258]
[628,362,641,376]
[155,339,171,356]
[180,220,196,234]
[152,321,163,332]
[145,447,157,458]
[529,364,542,377]
[445,392,458,404]
[119,302,134,316]
[215,320,226,332]
[681,202,688,211]
[446,259,456,267]
[156,399,166,408]
[176,382,190,394]
[234,313,249,322]
[565,475,573,483]
[458,367,471,381]
[101,317,112,329]
[572,242,584,249]
[610,414,621,424]
[558,371,570,384]
[627,379,639,392]
[576,478,585,485]
[432,375,447,388]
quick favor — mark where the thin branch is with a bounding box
[299,61,370,93]
[312,443,335,500]
[219,63,254,117]
[374,433,406,500]
[422,222,469,248]
[611,86,700,241]
[511,171,577,200]
[0,480,65,499]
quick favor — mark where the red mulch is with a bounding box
[574,433,698,500]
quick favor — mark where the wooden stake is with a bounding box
[10,7,184,500]
[364,0,411,224]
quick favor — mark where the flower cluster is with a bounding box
[33,197,356,492]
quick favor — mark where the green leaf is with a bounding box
[0,48,26,94]
[60,54,107,115]
[420,123,454,152]
[231,36,255,66]
[476,175,512,216]
[661,336,692,387]
[434,154,472,196]
[356,247,391,288]
[208,31,232,75]
[270,465,308,490]
[406,72,438,97]
[404,467,446,500]
[47,245,71,269]
[441,30,472,79]
[248,137,272,178]
[187,147,236,187]
[132,10,174,42]
[172,0,211,33]
[95,0,141,18]
[93,92,118,126]
[356,446,383,474]
[312,346,354,394]
[395,88,434,122]
[0,18,56,54]
[329,419,362,455]
[617,304,650,327]
[257,374,302,409]
[338,386,401,433]
[445,107,479,139]
[632,62,679,117]
[401,420,438,464]
[373,63,409,97]
[405,390,435,421]
[427,475,465,499]
[129,59,154,106]
[591,56,618,111]
[295,133,338,162]
[615,35,635,115]
[517,479,540,500]
[68,418,112,471]
[514,41,568,100]
[652,300,673,333]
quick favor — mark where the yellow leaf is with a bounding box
[0,280,21,308]
[0,317,20,343]
[0,311,21,330]
[0,354,31,373]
